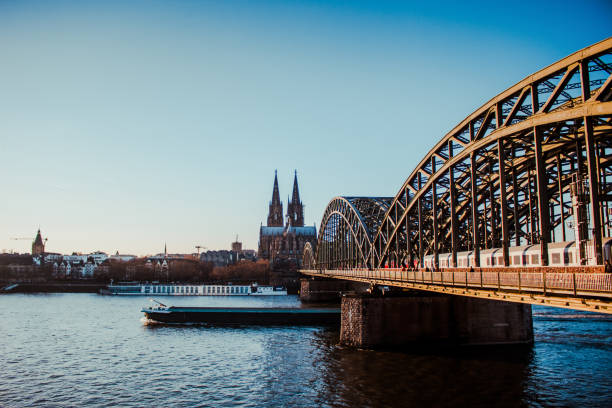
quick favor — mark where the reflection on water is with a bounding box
[0,294,611,407]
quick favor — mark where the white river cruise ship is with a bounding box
[103,282,287,296]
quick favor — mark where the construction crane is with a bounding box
[11,237,48,244]
[195,245,206,256]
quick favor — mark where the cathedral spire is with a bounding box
[291,170,300,205]
[271,170,281,205]
[287,170,304,227]
[267,170,284,227]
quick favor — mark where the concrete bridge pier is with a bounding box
[340,292,533,348]
[299,278,369,303]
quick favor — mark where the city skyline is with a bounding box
[1,1,611,255]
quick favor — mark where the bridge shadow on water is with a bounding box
[312,331,535,408]
[303,306,612,408]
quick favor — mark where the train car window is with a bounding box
[552,253,561,264]
[514,255,520,265]
[497,256,504,265]
[531,254,539,264]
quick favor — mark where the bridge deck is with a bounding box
[301,268,612,314]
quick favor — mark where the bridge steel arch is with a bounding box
[372,37,612,269]
[315,197,393,269]
[302,242,315,269]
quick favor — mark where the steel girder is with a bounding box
[315,197,392,269]
[373,37,612,268]
[310,38,612,270]
[302,242,315,269]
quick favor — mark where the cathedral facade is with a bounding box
[258,171,317,265]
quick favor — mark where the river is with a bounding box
[1,294,610,407]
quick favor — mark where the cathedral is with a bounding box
[258,171,317,265]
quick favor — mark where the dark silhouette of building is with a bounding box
[258,171,316,265]
[287,171,304,227]
[32,229,45,255]
[267,171,284,227]
[231,236,242,252]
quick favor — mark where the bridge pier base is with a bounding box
[340,293,533,348]
[299,278,369,303]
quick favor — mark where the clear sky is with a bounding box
[0,0,610,255]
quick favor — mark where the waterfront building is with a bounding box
[110,251,137,262]
[258,171,316,265]
[83,259,97,277]
[200,250,236,266]
[88,251,108,264]
[237,249,257,262]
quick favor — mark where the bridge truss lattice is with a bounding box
[312,38,612,270]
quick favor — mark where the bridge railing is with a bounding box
[301,269,612,298]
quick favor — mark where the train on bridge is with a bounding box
[423,238,612,270]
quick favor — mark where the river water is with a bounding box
[1,294,611,407]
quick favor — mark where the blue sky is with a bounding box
[0,0,610,255]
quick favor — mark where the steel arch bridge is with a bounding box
[310,38,612,273]
[305,197,393,269]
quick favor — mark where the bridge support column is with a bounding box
[299,278,368,303]
[340,293,533,348]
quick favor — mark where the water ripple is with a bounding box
[1,295,611,407]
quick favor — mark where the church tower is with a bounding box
[287,170,304,227]
[32,229,45,255]
[267,170,284,227]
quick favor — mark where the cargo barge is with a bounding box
[142,302,340,326]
